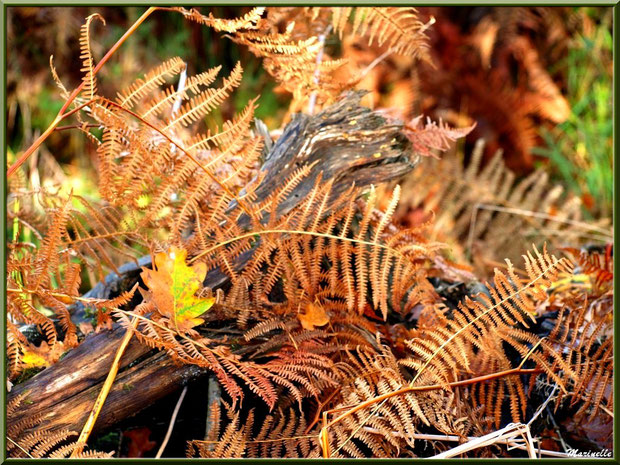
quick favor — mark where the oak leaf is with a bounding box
[141,246,214,331]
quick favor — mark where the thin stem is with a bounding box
[466,202,612,258]
[430,422,533,459]
[189,229,429,265]
[307,25,332,115]
[156,386,188,458]
[361,428,571,458]
[7,436,35,458]
[55,124,99,132]
[357,48,393,81]
[114,308,217,356]
[71,316,139,457]
[8,120,62,178]
[61,99,99,120]
[7,286,114,305]
[305,388,341,434]
[194,434,316,446]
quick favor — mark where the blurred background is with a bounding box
[7,6,612,221]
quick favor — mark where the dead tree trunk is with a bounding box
[7,92,420,437]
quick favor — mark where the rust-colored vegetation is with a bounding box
[6,6,613,458]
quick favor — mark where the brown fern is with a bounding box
[190,7,434,111]
[397,139,612,274]
[332,7,432,60]
[7,190,141,377]
[116,57,186,110]
[7,394,113,458]
[407,246,570,376]
[403,116,476,159]
[7,9,612,459]
[316,244,586,457]
[78,13,105,105]
[172,6,265,33]
[563,244,613,292]
[188,402,321,458]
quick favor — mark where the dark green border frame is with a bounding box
[1,2,617,463]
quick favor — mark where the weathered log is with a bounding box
[7,92,420,437]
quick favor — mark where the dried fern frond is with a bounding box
[403,116,475,159]
[384,244,577,431]
[398,139,612,273]
[58,13,258,229]
[563,244,613,293]
[7,394,114,458]
[6,190,143,377]
[188,402,321,458]
[194,178,443,322]
[102,160,442,410]
[11,192,147,282]
[113,303,339,410]
[64,196,149,278]
[170,7,431,112]
[262,53,349,107]
[164,62,243,130]
[332,7,432,60]
[540,247,613,420]
[49,55,70,100]
[116,56,186,110]
[78,13,105,104]
[7,196,75,376]
[185,97,257,153]
[172,6,265,32]
[84,63,258,242]
[264,7,332,39]
[223,7,433,110]
[320,345,479,458]
[404,245,571,386]
[504,302,612,424]
[229,26,346,108]
[319,244,610,456]
[141,65,221,119]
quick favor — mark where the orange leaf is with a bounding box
[298,302,330,330]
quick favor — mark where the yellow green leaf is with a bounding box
[141,246,214,331]
[22,350,50,369]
